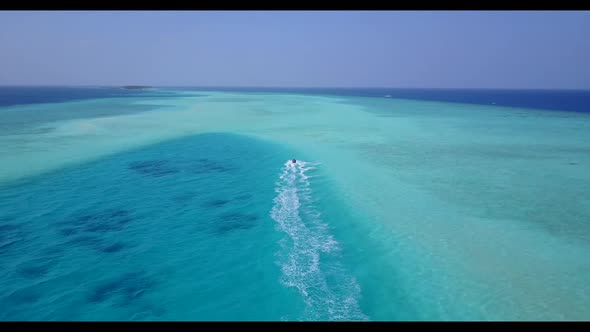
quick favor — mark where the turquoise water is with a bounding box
[0,133,365,320]
[1,88,590,321]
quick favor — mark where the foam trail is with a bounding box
[270,160,368,321]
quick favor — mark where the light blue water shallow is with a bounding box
[1,88,590,321]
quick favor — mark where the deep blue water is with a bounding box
[0,86,194,107]
[3,86,589,113]
[168,87,590,113]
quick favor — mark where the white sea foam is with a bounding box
[270,160,368,321]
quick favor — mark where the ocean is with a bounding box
[1,87,589,320]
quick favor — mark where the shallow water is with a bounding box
[1,88,589,320]
[1,133,368,320]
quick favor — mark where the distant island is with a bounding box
[121,86,152,90]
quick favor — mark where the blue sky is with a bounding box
[0,11,589,89]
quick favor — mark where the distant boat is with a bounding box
[384,95,391,98]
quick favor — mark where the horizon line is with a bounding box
[0,84,589,92]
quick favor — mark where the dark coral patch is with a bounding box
[128,160,179,177]
[60,209,132,237]
[234,194,252,201]
[204,199,231,208]
[58,209,134,254]
[3,287,41,306]
[17,261,51,279]
[0,223,24,254]
[99,242,126,253]
[88,271,156,305]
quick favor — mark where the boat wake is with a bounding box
[270,160,368,321]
